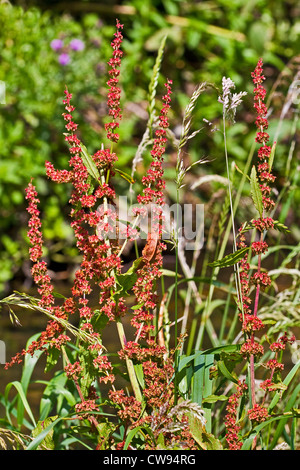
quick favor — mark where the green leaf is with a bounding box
[31,416,58,450]
[208,246,248,268]
[26,416,64,450]
[115,258,143,295]
[268,141,276,172]
[202,394,228,404]
[241,414,294,450]
[134,363,145,389]
[80,143,100,182]
[44,346,60,373]
[178,344,240,372]
[123,425,154,450]
[18,334,43,424]
[114,167,134,184]
[131,303,145,310]
[95,421,116,450]
[235,164,250,181]
[269,360,300,413]
[217,360,239,384]
[273,220,290,233]
[91,309,110,332]
[52,291,67,299]
[38,372,76,420]
[156,432,167,449]
[187,412,223,450]
[250,165,263,217]
[203,344,241,356]
[5,381,36,428]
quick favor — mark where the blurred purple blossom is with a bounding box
[70,39,85,51]
[50,39,63,51]
[58,53,71,66]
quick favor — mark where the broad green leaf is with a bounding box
[250,165,263,217]
[91,309,110,332]
[44,346,60,373]
[178,344,240,372]
[123,257,143,276]
[187,412,223,450]
[203,344,241,356]
[80,143,100,182]
[31,416,58,450]
[95,421,116,450]
[134,363,145,389]
[60,435,94,450]
[160,268,179,277]
[26,416,64,450]
[191,354,205,405]
[38,371,71,420]
[269,383,300,449]
[115,258,143,295]
[208,246,248,268]
[241,415,292,450]
[52,291,67,299]
[156,432,167,449]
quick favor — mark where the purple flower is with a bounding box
[50,39,63,51]
[69,38,85,51]
[58,53,71,66]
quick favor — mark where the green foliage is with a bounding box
[208,246,249,268]
[250,165,263,218]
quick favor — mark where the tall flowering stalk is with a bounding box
[105,19,123,144]
[224,59,296,449]
[5,20,127,428]
[238,60,276,417]
[131,79,172,339]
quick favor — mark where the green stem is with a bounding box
[116,319,143,402]
[195,139,256,350]
[174,186,180,404]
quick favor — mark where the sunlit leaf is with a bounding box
[208,246,248,268]
[250,165,263,218]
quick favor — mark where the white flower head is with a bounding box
[219,76,247,122]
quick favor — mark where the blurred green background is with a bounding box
[0,0,299,294]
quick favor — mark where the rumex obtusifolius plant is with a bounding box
[1,20,298,451]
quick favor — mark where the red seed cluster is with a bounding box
[105,19,124,143]
[132,80,172,339]
[224,380,248,450]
